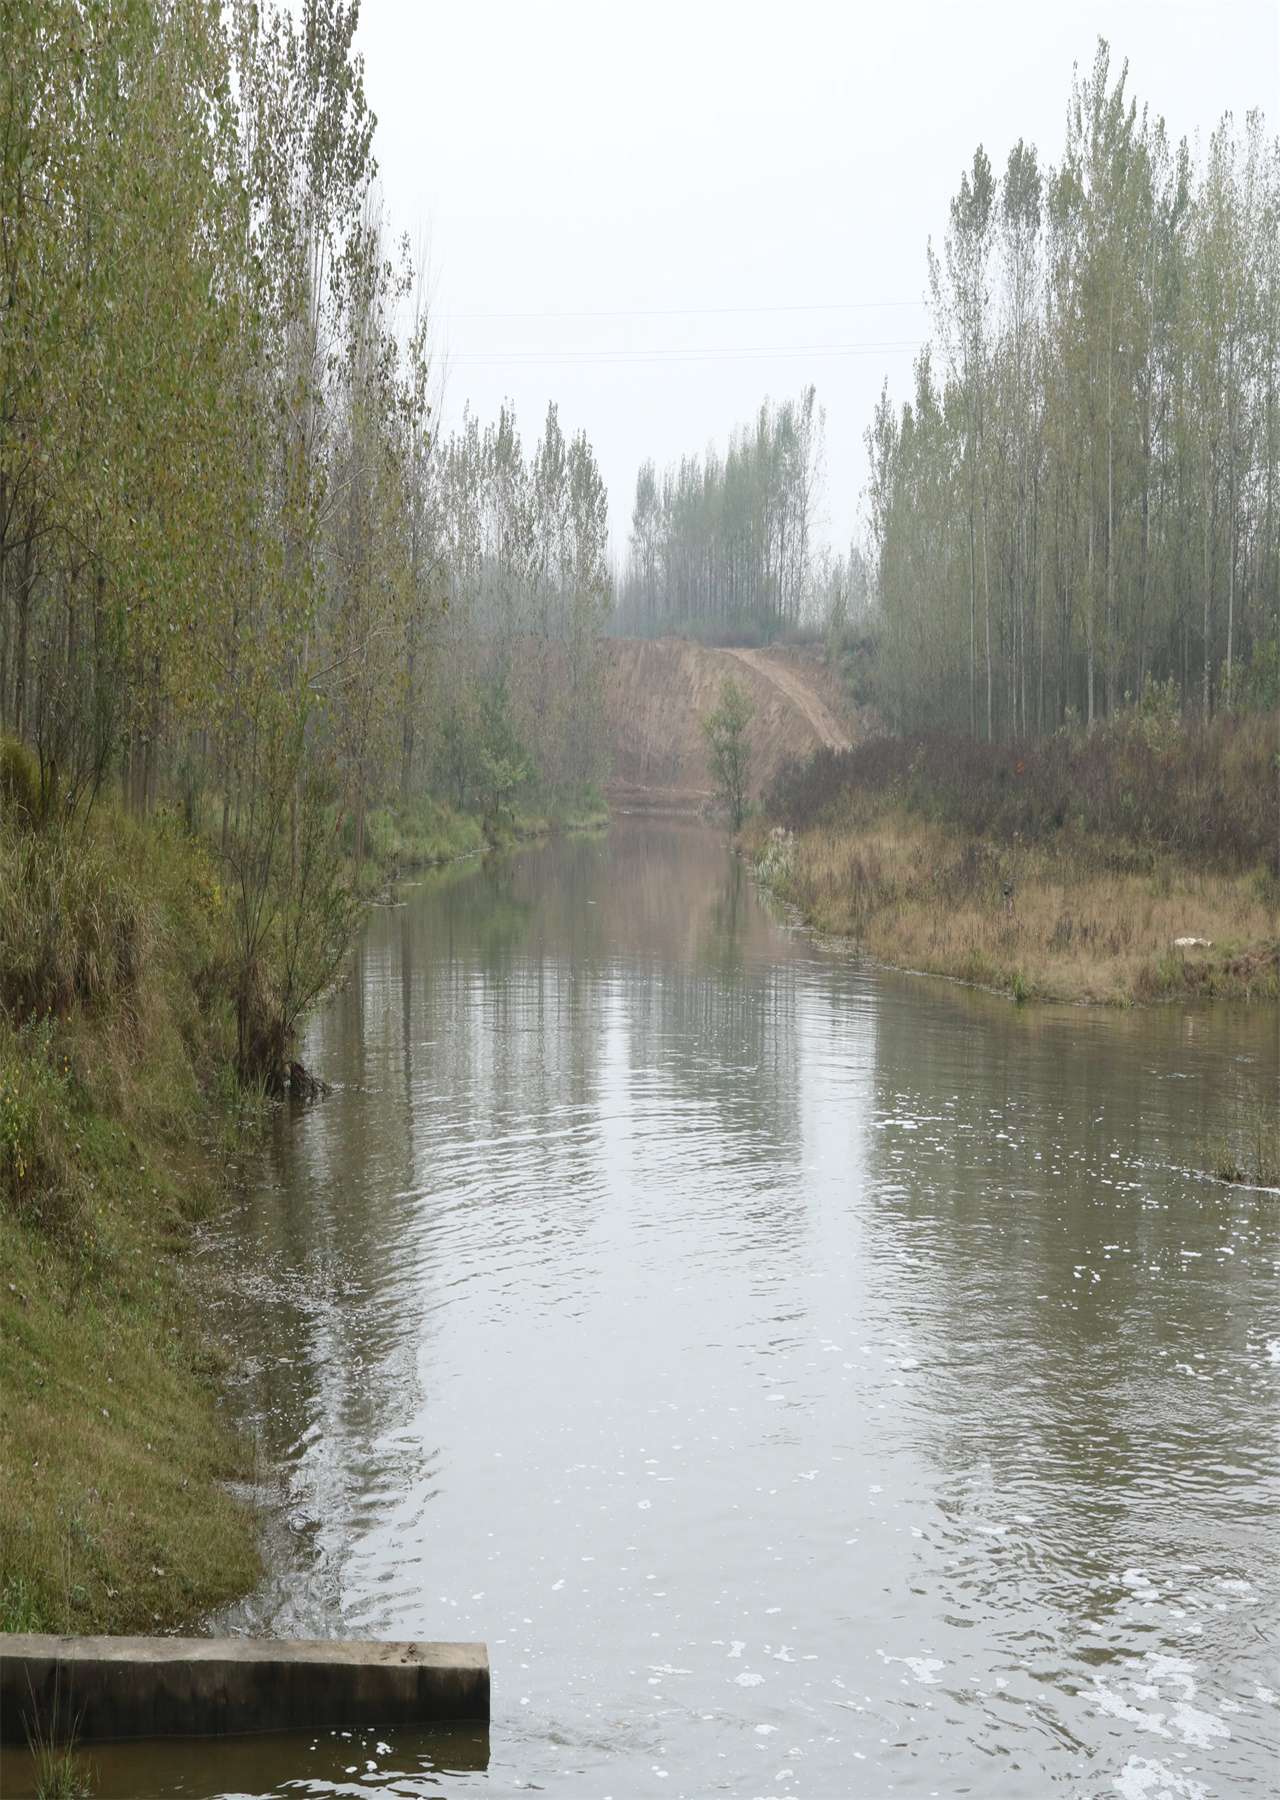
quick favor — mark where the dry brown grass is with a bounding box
[758,807,1279,1006]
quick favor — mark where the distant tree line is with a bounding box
[866,41,1280,738]
[619,387,833,642]
[420,400,612,828]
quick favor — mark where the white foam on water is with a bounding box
[880,1650,946,1685]
[1144,1655,1197,1698]
[1112,1756,1210,1799]
[1169,1703,1230,1749]
[1094,1685,1171,1737]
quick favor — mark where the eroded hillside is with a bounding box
[602,639,854,812]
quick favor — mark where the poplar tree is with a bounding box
[863,39,1279,739]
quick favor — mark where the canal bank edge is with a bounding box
[0,1634,489,1741]
[747,816,1279,1009]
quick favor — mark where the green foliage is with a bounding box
[1239,639,1280,712]
[0,738,40,828]
[0,825,145,1022]
[0,1019,90,1255]
[0,802,262,1640]
[703,675,755,831]
[33,1748,94,1800]
[2,0,629,1091]
[359,798,486,875]
[23,1685,93,1800]
[472,677,531,837]
[864,41,1279,740]
[1206,1088,1280,1188]
[417,399,613,808]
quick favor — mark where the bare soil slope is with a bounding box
[603,638,854,813]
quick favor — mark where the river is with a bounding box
[79,823,1280,1796]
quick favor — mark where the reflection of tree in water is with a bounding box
[705,849,746,977]
[859,978,1280,1635]
[214,856,573,1631]
[616,834,808,1262]
[215,826,827,1626]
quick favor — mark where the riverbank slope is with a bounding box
[0,803,263,1635]
[0,776,611,1638]
[752,714,1278,1007]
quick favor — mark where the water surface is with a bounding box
[66,824,1280,1795]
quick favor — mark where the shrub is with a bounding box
[0,825,147,1022]
[765,712,1277,871]
[0,736,40,828]
[0,1019,93,1255]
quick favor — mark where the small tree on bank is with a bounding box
[703,675,754,830]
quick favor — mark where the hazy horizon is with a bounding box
[355,0,1279,563]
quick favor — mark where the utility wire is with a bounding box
[448,340,926,366]
[445,298,928,322]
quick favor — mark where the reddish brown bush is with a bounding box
[766,713,1277,871]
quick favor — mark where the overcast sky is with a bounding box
[355,0,1280,560]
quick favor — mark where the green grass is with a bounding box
[0,801,260,1636]
[15,1668,95,1799]
[1206,1089,1280,1188]
[354,789,609,892]
[32,1747,94,1800]
[0,769,611,1636]
[359,796,487,882]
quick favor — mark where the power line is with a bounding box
[445,298,928,323]
[448,339,926,367]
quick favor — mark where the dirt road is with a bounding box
[602,638,856,810]
[728,647,851,752]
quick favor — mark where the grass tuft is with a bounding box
[1206,1089,1280,1188]
[22,1675,94,1800]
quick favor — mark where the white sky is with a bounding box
[356,0,1280,561]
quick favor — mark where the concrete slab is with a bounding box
[0,1634,489,1743]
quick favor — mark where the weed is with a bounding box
[1206,1090,1280,1188]
[23,1676,94,1800]
[767,712,1277,872]
[745,806,1277,1007]
[758,713,1278,1007]
[0,736,40,827]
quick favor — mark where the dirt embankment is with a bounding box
[602,638,854,813]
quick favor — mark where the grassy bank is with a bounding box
[1,773,611,1640]
[354,791,609,892]
[755,714,1278,1007]
[0,804,261,1636]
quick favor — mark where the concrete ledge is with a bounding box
[0,1635,489,1743]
